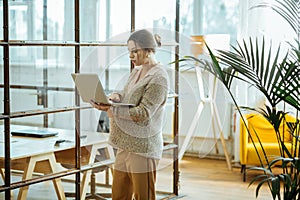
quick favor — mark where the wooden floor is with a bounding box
[0,156,273,200]
[170,157,272,200]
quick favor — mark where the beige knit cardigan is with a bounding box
[108,64,169,159]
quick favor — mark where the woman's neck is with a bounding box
[142,62,158,69]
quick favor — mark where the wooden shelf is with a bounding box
[0,40,178,47]
[0,105,91,120]
[163,143,178,151]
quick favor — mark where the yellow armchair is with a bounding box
[240,113,295,181]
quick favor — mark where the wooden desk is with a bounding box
[0,125,114,200]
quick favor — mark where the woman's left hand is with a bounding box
[90,100,111,111]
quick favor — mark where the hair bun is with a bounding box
[154,34,162,48]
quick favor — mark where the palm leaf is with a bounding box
[214,38,285,108]
[268,157,293,168]
[273,58,300,110]
[258,106,286,131]
[250,0,300,111]
[256,177,272,198]
[271,177,281,198]
[203,43,236,90]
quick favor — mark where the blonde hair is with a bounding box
[127,29,161,53]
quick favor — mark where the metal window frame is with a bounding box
[1,0,180,199]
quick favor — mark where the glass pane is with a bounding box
[0,46,3,114]
[80,45,131,92]
[10,111,74,129]
[0,0,3,40]
[202,0,239,46]
[81,0,131,41]
[9,46,74,114]
[0,127,6,187]
[10,46,74,85]
[8,0,74,41]
[135,0,176,32]
[80,0,107,41]
[109,0,131,37]
[0,45,4,189]
[178,0,193,36]
[135,0,177,48]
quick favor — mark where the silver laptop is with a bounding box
[71,73,135,107]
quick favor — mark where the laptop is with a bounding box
[71,73,135,107]
[11,129,58,138]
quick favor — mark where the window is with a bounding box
[1,0,249,197]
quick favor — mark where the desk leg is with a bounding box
[48,153,66,200]
[0,168,4,181]
[80,144,98,200]
[81,169,92,200]
[0,168,14,197]
[17,157,36,200]
[17,153,66,200]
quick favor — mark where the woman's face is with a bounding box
[127,40,147,66]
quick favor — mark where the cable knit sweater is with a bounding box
[108,64,169,159]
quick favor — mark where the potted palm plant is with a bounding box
[178,0,300,199]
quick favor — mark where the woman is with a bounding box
[90,29,169,200]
